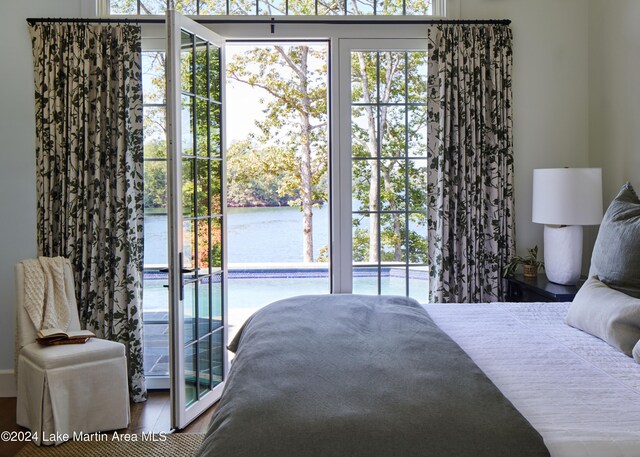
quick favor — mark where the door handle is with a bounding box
[179,252,185,302]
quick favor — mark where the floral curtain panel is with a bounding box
[29,23,146,401]
[426,24,515,303]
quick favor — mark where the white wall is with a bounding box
[588,0,640,204]
[459,0,591,263]
[0,1,85,388]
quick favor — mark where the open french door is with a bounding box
[166,9,227,429]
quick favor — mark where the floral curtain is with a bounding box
[29,23,146,402]
[426,24,515,303]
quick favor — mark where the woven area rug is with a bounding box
[15,433,204,457]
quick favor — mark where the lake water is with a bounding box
[144,205,330,265]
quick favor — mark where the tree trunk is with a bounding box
[298,46,314,263]
[382,165,403,261]
[357,52,380,263]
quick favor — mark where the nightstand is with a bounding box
[505,274,582,302]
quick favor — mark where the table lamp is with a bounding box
[532,168,603,285]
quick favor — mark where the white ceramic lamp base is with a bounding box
[544,225,583,285]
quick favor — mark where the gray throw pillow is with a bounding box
[565,276,640,356]
[589,182,640,298]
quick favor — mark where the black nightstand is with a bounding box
[505,274,582,302]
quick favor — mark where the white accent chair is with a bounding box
[15,261,130,445]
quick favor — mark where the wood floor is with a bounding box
[0,391,217,457]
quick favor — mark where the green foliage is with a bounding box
[226,140,292,206]
[503,246,545,277]
[109,0,432,15]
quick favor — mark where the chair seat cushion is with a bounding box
[20,338,125,370]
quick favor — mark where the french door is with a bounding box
[336,39,429,300]
[166,10,227,429]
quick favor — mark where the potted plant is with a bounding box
[503,245,545,279]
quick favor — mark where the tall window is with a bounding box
[350,50,429,302]
[109,0,440,15]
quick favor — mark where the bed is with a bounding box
[197,294,640,457]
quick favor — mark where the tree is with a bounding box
[228,45,328,263]
[351,50,429,264]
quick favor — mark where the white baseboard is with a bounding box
[0,370,16,397]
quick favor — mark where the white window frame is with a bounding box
[101,0,453,17]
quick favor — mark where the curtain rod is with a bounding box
[26,17,511,26]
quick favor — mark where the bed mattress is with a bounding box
[424,302,640,457]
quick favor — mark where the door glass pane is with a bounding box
[211,328,224,386]
[381,106,406,157]
[408,266,429,302]
[196,158,210,216]
[197,336,211,396]
[379,51,406,103]
[353,214,373,263]
[183,220,197,274]
[380,159,403,211]
[184,281,197,344]
[381,266,406,296]
[196,219,211,272]
[184,343,197,407]
[407,160,428,210]
[181,95,194,155]
[351,52,377,102]
[408,215,428,264]
[181,31,193,94]
[210,104,221,157]
[211,217,222,269]
[196,99,209,156]
[381,213,405,263]
[351,106,377,158]
[209,48,221,101]
[182,158,195,216]
[210,160,222,214]
[353,266,379,294]
[197,282,211,338]
[352,160,375,212]
[195,38,209,98]
[211,273,223,325]
[408,107,427,157]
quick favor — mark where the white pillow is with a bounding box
[565,276,640,357]
[634,340,640,364]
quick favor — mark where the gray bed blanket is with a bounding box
[197,295,549,457]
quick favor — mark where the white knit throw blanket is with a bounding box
[21,257,71,331]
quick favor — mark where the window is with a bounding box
[108,0,441,16]
[350,49,428,302]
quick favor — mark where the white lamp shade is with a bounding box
[532,168,603,225]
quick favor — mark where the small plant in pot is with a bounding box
[503,245,545,279]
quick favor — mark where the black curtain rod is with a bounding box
[27,17,510,26]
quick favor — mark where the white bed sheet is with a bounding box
[423,302,640,457]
